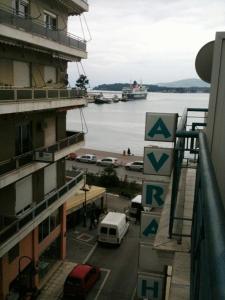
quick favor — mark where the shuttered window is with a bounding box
[13,61,30,87]
[44,163,57,196]
[44,66,56,84]
[15,175,32,214]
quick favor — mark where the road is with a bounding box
[66,194,139,300]
[87,223,139,300]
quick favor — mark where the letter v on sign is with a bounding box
[147,152,169,172]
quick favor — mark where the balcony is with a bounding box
[0,131,85,188]
[0,4,87,59]
[0,88,87,114]
[0,170,84,256]
[65,0,89,14]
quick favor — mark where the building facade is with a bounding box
[0,0,89,298]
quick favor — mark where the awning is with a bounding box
[66,185,106,214]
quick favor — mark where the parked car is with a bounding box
[96,157,119,167]
[125,161,143,171]
[67,152,77,160]
[76,154,97,164]
[63,264,101,299]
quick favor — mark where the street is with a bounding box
[66,194,139,300]
[38,195,140,300]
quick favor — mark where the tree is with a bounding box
[76,74,89,91]
[99,166,120,187]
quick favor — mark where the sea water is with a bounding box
[67,92,209,156]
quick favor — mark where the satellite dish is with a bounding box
[195,41,214,83]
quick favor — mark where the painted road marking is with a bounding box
[83,242,98,264]
[94,268,111,300]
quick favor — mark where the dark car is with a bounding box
[63,264,101,299]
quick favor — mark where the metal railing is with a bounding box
[190,132,225,300]
[169,108,208,239]
[0,3,86,51]
[0,87,87,102]
[0,131,84,176]
[0,171,83,246]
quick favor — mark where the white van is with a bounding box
[98,212,129,245]
[129,195,143,217]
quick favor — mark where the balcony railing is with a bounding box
[169,108,208,239]
[0,4,86,52]
[0,87,86,102]
[0,131,84,176]
[191,132,225,300]
[0,171,83,246]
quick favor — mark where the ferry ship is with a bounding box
[121,81,148,101]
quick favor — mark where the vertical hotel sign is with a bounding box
[144,112,178,176]
[137,112,178,299]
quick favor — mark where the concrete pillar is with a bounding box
[33,227,39,289]
[60,203,67,260]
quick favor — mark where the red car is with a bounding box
[63,264,101,299]
[67,152,77,160]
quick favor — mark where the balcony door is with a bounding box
[12,0,29,17]
[44,11,57,30]
[15,122,32,155]
[13,61,30,87]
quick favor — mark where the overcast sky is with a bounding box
[68,0,225,87]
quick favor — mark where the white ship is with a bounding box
[121,81,148,101]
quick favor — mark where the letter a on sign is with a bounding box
[145,112,178,142]
[143,219,159,237]
[148,118,171,139]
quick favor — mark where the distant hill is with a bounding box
[157,78,210,88]
[93,81,210,93]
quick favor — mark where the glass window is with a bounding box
[44,11,57,30]
[109,228,116,235]
[50,209,60,231]
[15,122,32,155]
[13,0,29,17]
[100,227,107,234]
[39,208,60,242]
[38,236,60,280]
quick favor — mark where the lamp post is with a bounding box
[80,174,90,227]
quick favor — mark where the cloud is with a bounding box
[68,0,225,86]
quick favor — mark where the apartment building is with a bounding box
[0,0,89,299]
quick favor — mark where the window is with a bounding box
[44,11,57,30]
[8,244,19,263]
[15,122,32,155]
[39,208,60,242]
[100,227,107,234]
[13,0,29,17]
[109,228,116,235]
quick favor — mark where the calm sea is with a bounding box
[67,92,209,156]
